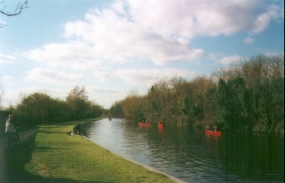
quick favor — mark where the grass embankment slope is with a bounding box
[24,118,177,183]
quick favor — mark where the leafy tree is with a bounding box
[167,77,192,125]
[16,93,54,126]
[204,87,217,125]
[227,77,250,129]
[66,86,86,119]
[214,54,284,132]
[110,101,124,118]
[66,86,88,101]
[215,79,228,128]
[146,79,170,122]
[122,94,145,122]
[190,77,209,122]
[11,86,104,127]
[88,103,104,118]
[215,77,250,130]
[107,54,285,133]
[181,96,195,125]
[65,86,103,120]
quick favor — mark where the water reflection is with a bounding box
[83,118,284,183]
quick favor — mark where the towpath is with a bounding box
[0,128,38,183]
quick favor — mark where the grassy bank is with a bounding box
[23,118,177,183]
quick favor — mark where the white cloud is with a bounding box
[22,0,283,69]
[128,0,283,37]
[61,0,283,66]
[2,87,61,107]
[87,85,119,94]
[0,53,16,63]
[0,19,6,27]
[64,1,206,65]
[115,68,197,86]
[220,55,242,66]
[25,68,85,86]
[2,75,13,80]
[86,85,124,107]
[265,51,283,56]
[110,0,127,15]
[22,42,101,71]
[0,75,13,87]
[22,42,116,82]
[244,37,254,44]
[92,67,115,82]
[266,4,284,20]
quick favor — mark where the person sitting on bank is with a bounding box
[73,123,82,134]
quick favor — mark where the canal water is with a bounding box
[82,118,284,183]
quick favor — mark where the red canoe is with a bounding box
[158,123,164,128]
[138,122,151,127]
[205,129,221,136]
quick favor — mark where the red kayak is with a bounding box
[158,123,164,128]
[138,122,150,127]
[205,129,221,136]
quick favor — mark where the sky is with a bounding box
[0,0,284,109]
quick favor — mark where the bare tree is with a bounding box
[0,0,28,27]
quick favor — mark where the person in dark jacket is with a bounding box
[73,123,82,134]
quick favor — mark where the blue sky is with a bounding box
[0,0,284,109]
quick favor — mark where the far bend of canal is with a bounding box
[82,118,284,183]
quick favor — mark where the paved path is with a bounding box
[0,128,38,183]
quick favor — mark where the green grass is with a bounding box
[24,118,177,183]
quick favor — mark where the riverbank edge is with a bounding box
[25,117,186,183]
[81,135,187,183]
[81,118,186,183]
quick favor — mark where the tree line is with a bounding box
[5,86,105,130]
[110,54,284,134]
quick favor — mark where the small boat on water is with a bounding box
[158,123,164,128]
[205,129,221,136]
[138,122,151,127]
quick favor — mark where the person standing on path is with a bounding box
[5,114,20,145]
